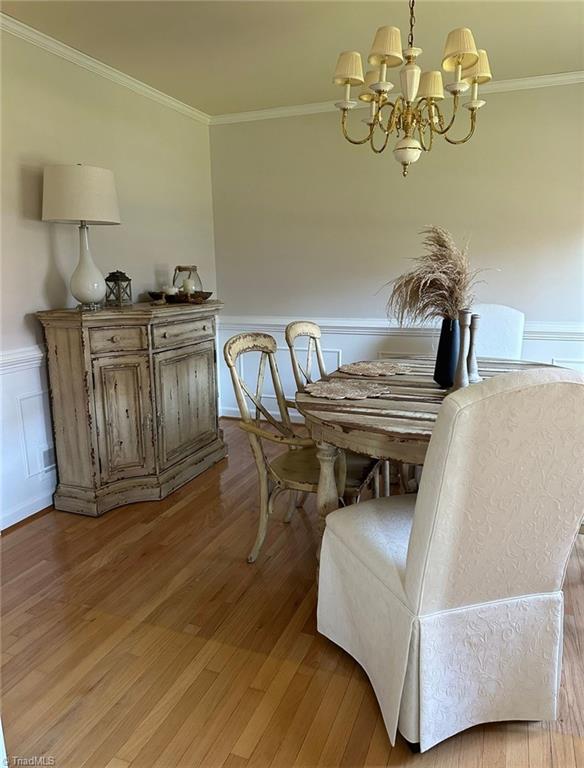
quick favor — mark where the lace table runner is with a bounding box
[339,360,413,377]
[305,380,392,400]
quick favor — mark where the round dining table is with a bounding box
[295,353,554,544]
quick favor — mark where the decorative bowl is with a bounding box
[165,291,213,304]
[189,291,213,303]
[164,294,189,304]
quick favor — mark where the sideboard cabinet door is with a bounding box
[155,341,218,470]
[93,354,155,483]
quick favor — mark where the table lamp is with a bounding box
[42,164,121,309]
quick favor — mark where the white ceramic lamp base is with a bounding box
[70,224,106,310]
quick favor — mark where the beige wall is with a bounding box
[1,32,216,351]
[210,85,584,323]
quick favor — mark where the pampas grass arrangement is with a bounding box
[387,226,481,325]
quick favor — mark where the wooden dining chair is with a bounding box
[285,320,388,497]
[224,332,378,562]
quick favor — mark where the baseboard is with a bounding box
[1,492,54,530]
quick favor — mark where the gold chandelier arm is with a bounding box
[370,129,391,154]
[443,108,477,145]
[430,93,460,135]
[418,119,433,152]
[341,109,374,145]
[378,97,403,135]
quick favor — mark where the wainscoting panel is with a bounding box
[223,344,342,421]
[1,316,582,527]
[1,347,56,528]
[218,315,584,421]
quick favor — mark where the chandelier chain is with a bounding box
[408,0,416,48]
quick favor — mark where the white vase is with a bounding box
[452,309,472,390]
[467,313,482,384]
[70,224,106,309]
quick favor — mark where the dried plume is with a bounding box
[387,226,481,325]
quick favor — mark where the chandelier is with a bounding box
[332,0,491,177]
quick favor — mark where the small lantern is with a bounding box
[105,270,132,306]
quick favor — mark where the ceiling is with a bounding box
[2,1,582,115]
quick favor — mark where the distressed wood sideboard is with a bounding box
[37,301,226,516]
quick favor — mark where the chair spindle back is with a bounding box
[285,321,328,392]
[223,332,293,436]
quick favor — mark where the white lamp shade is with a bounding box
[463,49,492,84]
[359,69,380,101]
[418,71,445,100]
[333,51,364,86]
[442,27,479,71]
[42,164,120,224]
[368,26,403,68]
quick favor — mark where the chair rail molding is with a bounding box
[0,345,45,375]
[2,311,582,527]
[218,315,584,342]
[1,344,54,530]
[2,12,582,128]
[217,315,584,421]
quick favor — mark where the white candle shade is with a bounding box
[442,27,479,72]
[463,49,492,84]
[368,26,403,68]
[358,70,380,101]
[42,165,120,225]
[333,51,364,85]
[418,71,445,100]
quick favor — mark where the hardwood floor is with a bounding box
[2,419,583,767]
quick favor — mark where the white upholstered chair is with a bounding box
[472,303,525,359]
[224,332,379,562]
[317,368,584,751]
[405,303,526,495]
[405,304,525,495]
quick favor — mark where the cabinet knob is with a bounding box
[202,325,207,331]
[110,335,120,343]
[162,331,168,339]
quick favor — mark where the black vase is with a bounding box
[433,317,460,388]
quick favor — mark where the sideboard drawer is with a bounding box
[153,318,214,349]
[90,326,147,354]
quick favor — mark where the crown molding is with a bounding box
[482,70,584,94]
[210,71,584,125]
[0,13,210,125]
[2,13,582,129]
[211,101,338,126]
